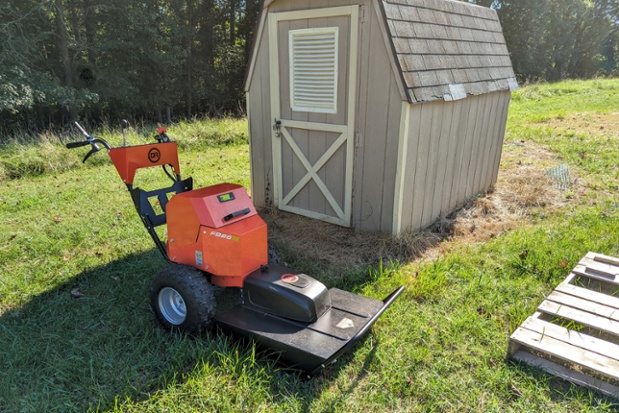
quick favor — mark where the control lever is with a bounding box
[223,208,251,222]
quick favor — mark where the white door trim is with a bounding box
[268,5,359,227]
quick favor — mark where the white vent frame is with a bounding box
[288,27,339,114]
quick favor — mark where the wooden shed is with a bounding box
[245,0,518,234]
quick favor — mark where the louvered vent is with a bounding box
[289,27,339,114]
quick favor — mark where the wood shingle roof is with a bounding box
[380,0,517,103]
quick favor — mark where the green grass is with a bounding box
[2,82,619,412]
[508,79,619,192]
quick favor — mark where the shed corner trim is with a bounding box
[373,0,410,104]
[244,8,268,92]
[392,101,411,235]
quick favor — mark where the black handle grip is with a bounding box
[66,141,91,149]
[223,208,251,222]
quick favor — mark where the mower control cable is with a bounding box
[66,122,111,163]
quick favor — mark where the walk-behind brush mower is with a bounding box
[66,123,403,375]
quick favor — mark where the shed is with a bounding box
[245,0,518,234]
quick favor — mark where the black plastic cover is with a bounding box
[243,265,331,323]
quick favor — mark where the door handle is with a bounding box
[273,119,282,138]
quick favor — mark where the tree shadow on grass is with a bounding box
[0,248,389,412]
[0,250,194,412]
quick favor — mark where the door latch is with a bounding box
[273,119,282,138]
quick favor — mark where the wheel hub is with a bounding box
[158,287,187,325]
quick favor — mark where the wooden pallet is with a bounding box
[508,252,619,398]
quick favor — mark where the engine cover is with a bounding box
[243,265,331,323]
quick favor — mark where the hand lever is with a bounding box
[223,208,251,222]
[82,143,101,163]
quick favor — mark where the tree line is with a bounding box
[474,0,618,82]
[0,0,617,133]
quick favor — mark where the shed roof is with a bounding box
[380,0,517,103]
[245,0,518,104]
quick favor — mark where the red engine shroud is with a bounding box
[165,183,268,287]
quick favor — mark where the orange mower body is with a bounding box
[106,140,268,287]
[166,183,268,287]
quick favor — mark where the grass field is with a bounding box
[2,79,619,412]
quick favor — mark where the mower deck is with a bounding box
[215,269,404,375]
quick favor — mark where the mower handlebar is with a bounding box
[65,122,112,163]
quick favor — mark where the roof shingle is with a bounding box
[381,0,517,103]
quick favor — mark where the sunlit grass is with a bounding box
[2,81,619,412]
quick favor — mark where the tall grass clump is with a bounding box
[0,117,248,181]
[0,135,82,181]
[171,117,249,150]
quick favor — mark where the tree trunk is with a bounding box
[200,0,215,77]
[230,0,236,45]
[54,0,77,121]
[186,0,195,118]
[84,0,97,65]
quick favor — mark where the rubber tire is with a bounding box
[268,243,280,265]
[149,264,216,334]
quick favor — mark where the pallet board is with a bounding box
[509,252,619,398]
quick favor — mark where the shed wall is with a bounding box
[352,1,402,233]
[247,14,273,207]
[397,90,511,233]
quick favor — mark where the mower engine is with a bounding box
[166,183,267,287]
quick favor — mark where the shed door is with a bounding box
[268,6,359,227]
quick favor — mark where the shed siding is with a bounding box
[247,17,273,207]
[399,90,510,233]
[352,1,402,233]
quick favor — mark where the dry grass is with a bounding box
[262,140,578,269]
[541,112,619,139]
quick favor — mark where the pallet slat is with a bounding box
[588,251,619,267]
[572,264,619,286]
[555,283,619,312]
[538,300,619,337]
[511,350,619,399]
[511,323,619,381]
[509,252,619,398]
[545,290,619,322]
[517,316,619,364]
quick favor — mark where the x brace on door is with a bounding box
[279,120,348,222]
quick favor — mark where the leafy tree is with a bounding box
[465,0,618,81]
[1,0,617,134]
[0,0,96,127]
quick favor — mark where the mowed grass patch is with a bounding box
[2,80,619,412]
[508,79,619,193]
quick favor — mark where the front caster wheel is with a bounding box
[149,264,216,333]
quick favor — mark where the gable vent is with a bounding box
[289,27,339,114]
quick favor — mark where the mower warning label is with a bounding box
[336,318,355,329]
[195,250,203,267]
